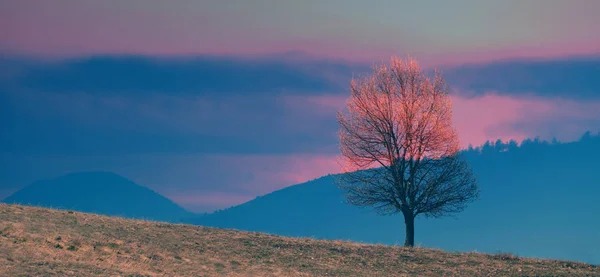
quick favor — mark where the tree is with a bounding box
[336,57,479,247]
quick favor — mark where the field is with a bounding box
[0,203,597,276]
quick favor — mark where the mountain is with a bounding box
[189,134,600,265]
[2,171,193,222]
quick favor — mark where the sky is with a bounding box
[1,0,599,212]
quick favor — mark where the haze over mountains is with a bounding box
[4,134,600,264]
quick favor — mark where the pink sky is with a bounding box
[2,1,599,66]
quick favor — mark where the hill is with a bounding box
[2,171,192,223]
[189,134,600,265]
[1,204,597,277]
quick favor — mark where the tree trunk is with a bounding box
[403,211,415,247]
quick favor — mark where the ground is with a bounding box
[0,203,597,276]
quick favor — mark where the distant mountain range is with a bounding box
[4,134,600,264]
[2,171,193,222]
[188,134,600,264]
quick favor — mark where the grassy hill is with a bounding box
[1,204,597,277]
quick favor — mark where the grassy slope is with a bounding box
[0,204,597,277]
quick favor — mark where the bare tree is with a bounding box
[336,56,479,247]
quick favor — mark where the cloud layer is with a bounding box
[1,54,599,211]
[442,55,600,99]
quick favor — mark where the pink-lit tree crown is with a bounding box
[339,57,458,171]
[336,56,478,247]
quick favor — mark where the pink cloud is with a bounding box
[139,153,344,211]
[204,154,343,193]
[452,94,600,145]
[286,93,521,148]
[288,93,600,148]
[451,94,536,147]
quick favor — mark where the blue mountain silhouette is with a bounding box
[189,134,600,264]
[3,171,192,222]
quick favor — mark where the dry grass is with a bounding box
[0,203,597,277]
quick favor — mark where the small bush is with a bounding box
[215,262,226,271]
[230,260,241,266]
[491,252,519,262]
